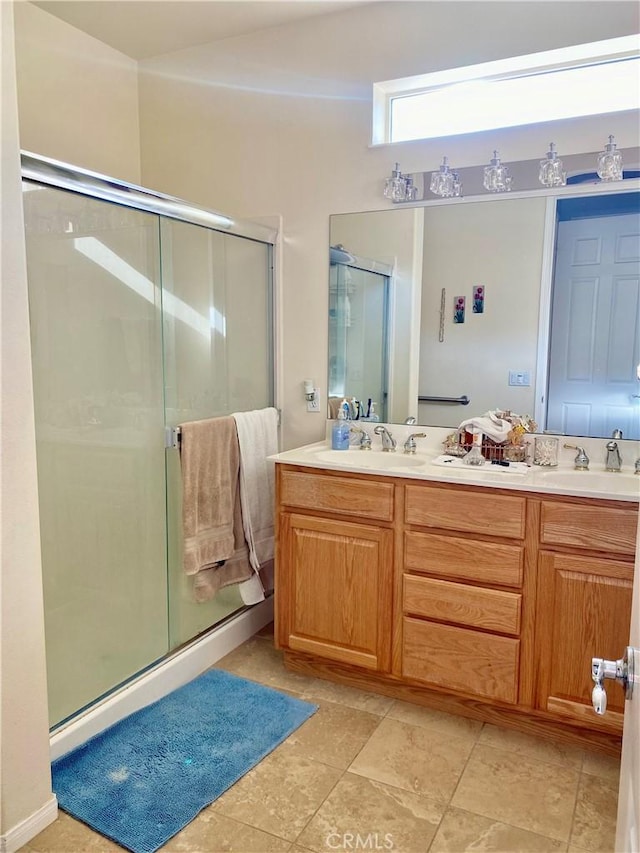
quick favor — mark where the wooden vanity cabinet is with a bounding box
[275,467,394,671]
[275,463,637,752]
[535,499,637,733]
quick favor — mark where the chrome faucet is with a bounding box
[404,416,417,425]
[403,432,426,454]
[350,425,372,450]
[563,444,589,470]
[605,441,622,472]
[374,425,396,452]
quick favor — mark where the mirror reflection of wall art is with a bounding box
[473,285,485,314]
[454,295,466,324]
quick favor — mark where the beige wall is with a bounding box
[1,0,55,841]
[14,2,141,183]
[136,0,640,449]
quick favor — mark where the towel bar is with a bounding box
[165,408,281,450]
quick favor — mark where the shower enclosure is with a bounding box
[22,154,276,728]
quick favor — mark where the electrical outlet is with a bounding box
[307,393,320,413]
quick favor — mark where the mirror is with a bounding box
[329,185,640,440]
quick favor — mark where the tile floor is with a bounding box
[23,625,621,853]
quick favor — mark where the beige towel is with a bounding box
[179,416,240,576]
[192,487,253,603]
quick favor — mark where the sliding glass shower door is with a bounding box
[160,220,273,648]
[24,188,169,726]
[23,179,274,728]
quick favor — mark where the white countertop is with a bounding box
[270,440,640,503]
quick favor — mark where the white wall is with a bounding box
[14,2,141,182]
[137,0,640,449]
[0,1,56,845]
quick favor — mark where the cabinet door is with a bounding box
[536,551,633,732]
[278,513,393,671]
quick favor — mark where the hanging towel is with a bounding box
[232,407,279,605]
[192,487,254,603]
[179,416,240,576]
[458,411,513,444]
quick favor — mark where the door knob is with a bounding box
[591,646,635,715]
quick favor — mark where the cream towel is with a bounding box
[232,408,279,605]
[179,416,239,576]
[458,411,512,443]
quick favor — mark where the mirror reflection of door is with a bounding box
[546,193,640,439]
[328,255,391,422]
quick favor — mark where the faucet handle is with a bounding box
[404,432,427,454]
[563,444,589,470]
[350,426,372,450]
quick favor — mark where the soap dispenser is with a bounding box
[331,406,351,450]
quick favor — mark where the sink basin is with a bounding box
[312,449,426,469]
[536,468,639,496]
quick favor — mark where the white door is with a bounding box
[547,212,640,439]
[615,517,640,852]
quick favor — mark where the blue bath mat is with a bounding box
[52,669,317,853]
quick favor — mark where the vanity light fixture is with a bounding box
[597,135,623,181]
[483,150,513,193]
[538,142,567,188]
[429,157,463,198]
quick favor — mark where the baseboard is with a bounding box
[0,794,58,853]
[50,597,273,761]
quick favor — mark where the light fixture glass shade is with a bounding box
[539,142,567,187]
[597,135,623,181]
[483,150,513,193]
[430,157,462,197]
[384,162,408,202]
[404,175,418,202]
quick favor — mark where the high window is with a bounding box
[372,35,639,145]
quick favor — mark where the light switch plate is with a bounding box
[508,370,531,387]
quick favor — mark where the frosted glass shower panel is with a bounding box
[24,186,169,726]
[161,222,273,419]
[160,220,273,647]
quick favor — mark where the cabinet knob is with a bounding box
[591,647,636,715]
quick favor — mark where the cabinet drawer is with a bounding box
[405,531,524,587]
[403,575,521,635]
[279,469,394,522]
[405,484,526,539]
[540,501,637,556]
[402,617,520,704]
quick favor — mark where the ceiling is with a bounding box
[31,0,373,60]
